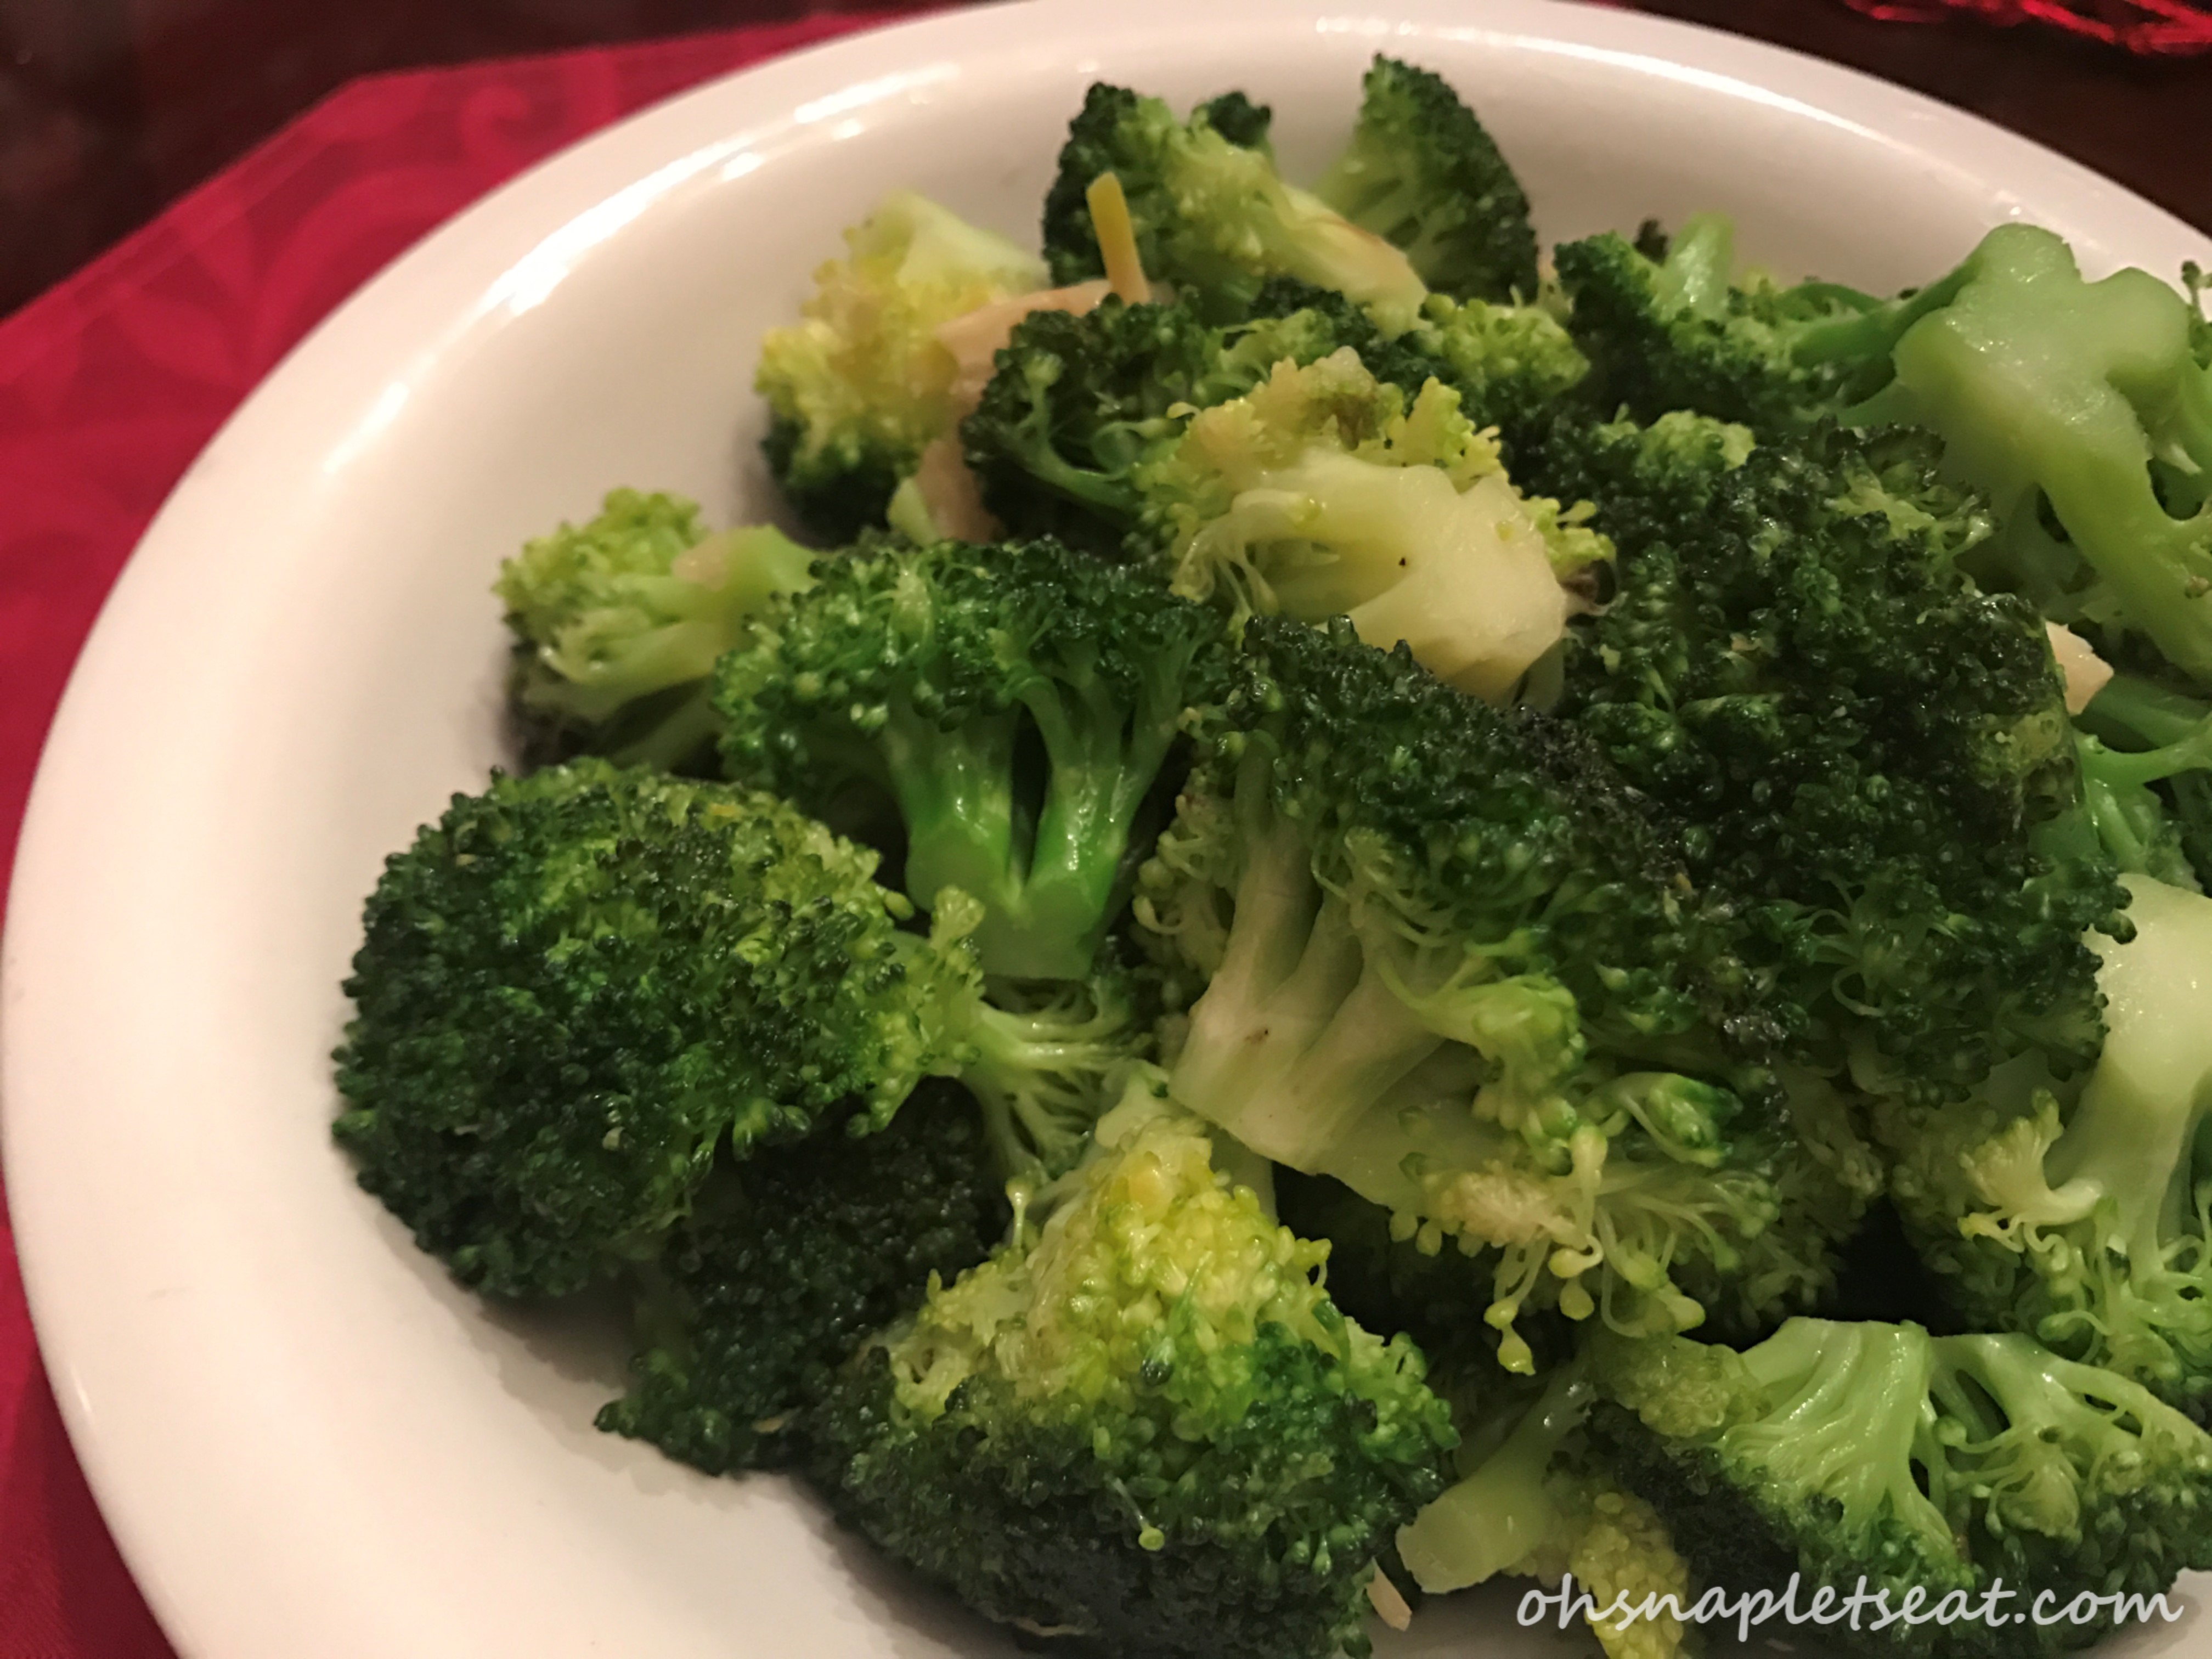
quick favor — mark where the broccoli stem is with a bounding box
[1649,213,1735,318]
[1396,1370,1592,1592]
[2044,878,2212,1266]
[884,701,1024,921]
[2084,672,2212,749]
[1167,785,1446,1169]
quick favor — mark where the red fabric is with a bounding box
[1841,0,2212,54]
[0,14,891,1655]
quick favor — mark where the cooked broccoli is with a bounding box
[1040,83,1426,327]
[334,762,1138,1297]
[1133,348,1608,699]
[1553,211,1938,432]
[494,488,814,770]
[1852,227,2212,682]
[957,296,1277,557]
[713,537,1224,980]
[595,1080,1003,1474]
[1395,1363,1695,1659]
[805,1074,1458,1659]
[1539,411,2125,1102]
[1313,55,1539,303]
[1593,1319,2212,1655]
[758,190,1045,540]
[2077,671,2212,889]
[960,279,1587,563]
[1883,873,2212,1414]
[1135,617,1851,1368]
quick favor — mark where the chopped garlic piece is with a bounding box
[1367,1567,1413,1632]
[2047,620,2114,715]
[906,435,998,544]
[1085,172,1153,304]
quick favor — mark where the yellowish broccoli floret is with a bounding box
[757,191,1044,538]
[1138,349,1609,700]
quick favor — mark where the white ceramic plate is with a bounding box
[8,3,2212,1656]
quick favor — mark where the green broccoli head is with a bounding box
[1553,213,1926,433]
[1852,224,2212,686]
[957,297,1245,557]
[959,278,1585,564]
[757,190,1046,540]
[1539,412,2126,1101]
[493,489,814,770]
[2075,670,2212,891]
[331,761,979,1298]
[1135,618,1842,1368]
[1040,82,1427,328]
[1883,872,2212,1414]
[1313,56,1538,304]
[805,1076,1458,1659]
[595,1079,1004,1474]
[713,537,1226,980]
[1593,1319,2212,1655]
[1132,347,1607,701]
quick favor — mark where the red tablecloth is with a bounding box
[0,14,891,1654]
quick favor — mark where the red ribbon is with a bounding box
[1842,0,2212,53]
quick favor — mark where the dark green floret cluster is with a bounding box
[335,53,2212,1659]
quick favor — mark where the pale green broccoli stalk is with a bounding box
[1137,349,1609,701]
[495,489,813,770]
[1853,224,2212,682]
[2075,670,2212,890]
[1135,618,1846,1369]
[1886,872,2212,1413]
[1314,55,1538,304]
[757,190,1046,539]
[1040,83,1427,329]
[1594,1320,2212,1657]
[1396,1363,1697,1659]
[805,1073,1458,1659]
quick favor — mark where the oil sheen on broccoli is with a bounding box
[714,536,1223,979]
[1136,618,1859,1367]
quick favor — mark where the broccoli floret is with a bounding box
[960,280,1586,562]
[595,1080,1003,1474]
[493,489,814,770]
[1594,1319,2212,1655]
[1135,618,1852,1368]
[1390,1357,1696,1659]
[958,297,1258,556]
[757,191,1045,539]
[1040,83,1426,328]
[805,1075,1458,1659]
[1133,348,1608,700]
[1541,412,2126,1101]
[331,761,977,1297]
[1854,227,2212,684]
[713,537,1224,980]
[1553,212,1934,432]
[333,763,1140,1298]
[1313,55,1538,303]
[1884,873,2212,1413]
[2078,672,2212,889]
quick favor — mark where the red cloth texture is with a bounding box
[0,14,887,1656]
[1842,0,2212,54]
